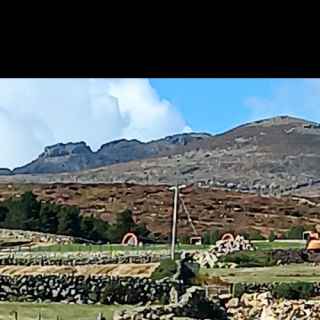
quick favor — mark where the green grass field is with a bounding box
[201,263,320,284]
[252,241,305,251]
[0,303,130,320]
[29,241,305,254]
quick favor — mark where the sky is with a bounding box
[0,78,319,169]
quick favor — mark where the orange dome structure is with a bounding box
[221,233,234,241]
[306,232,320,252]
[307,240,320,251]
[121,232,138,246]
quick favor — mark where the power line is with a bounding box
[180,196,198,236]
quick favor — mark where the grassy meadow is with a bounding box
[29,240,305,253]
[200,263,320,284]
[0,303,130,320]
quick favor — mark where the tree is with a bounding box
[268,230,276,242]
[240,229,265,241]
[39,203,59,234]
[285,225,305,239]
[57,206,81,237]
[108,209,151,243]
[203,229,220,245]
[0,206,8,227]
[4,192,41,231]
[80,216,110,242]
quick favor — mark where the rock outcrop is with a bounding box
[12,133,211,175]
[13,142,96,174]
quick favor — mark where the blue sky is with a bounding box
[150,78,320,134]
[0,78,320,168]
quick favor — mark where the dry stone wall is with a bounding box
[114,286,227,320]
[0,275,186,304]
[0,253,165,265]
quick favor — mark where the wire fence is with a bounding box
[4,311,107,320]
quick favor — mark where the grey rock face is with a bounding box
[12,133,212,174]
[13,142,95,174]
[0,168,12,176]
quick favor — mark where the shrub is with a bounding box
[268,231,276,242]
[203,228,221,245]
[285,225,305,240]
[179,235,190,244]
[220,251,275,267]
[243,229,266,241]
[100,281,126,304]
[151,258,177,280]
[272,282,314,300]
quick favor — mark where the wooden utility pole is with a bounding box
[169,184,186,260]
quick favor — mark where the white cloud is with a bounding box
[0,79,191,169]
[244,79,320,122]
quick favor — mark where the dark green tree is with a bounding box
[80,216,110,242]
[203,228,220,245]
[39,203,59,234]
[4,192,41,231]
[268,230,276,242]
[108,209,151,243]
[0,206,8,227]
[285,225,305,239]
[57,206,81,237]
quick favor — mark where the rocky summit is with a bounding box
[3,115,320,194]
[5,133,211,175]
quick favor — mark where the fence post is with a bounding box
[10,311,18,320]
[96,313,102,320]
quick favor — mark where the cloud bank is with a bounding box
[0,79,191,169]
[245,79,320,122]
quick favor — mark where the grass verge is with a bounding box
[0,303,131,320]
[201,263,320,284]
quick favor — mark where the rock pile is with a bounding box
[114,286,227,320]
[0,275,185,304]
[191,235,254,268]
[226,292,320,320]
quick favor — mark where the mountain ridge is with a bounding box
[2,115,320,195]
[7,132,213,175]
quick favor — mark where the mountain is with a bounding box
[13,142,95,174]
[10,133,212,175]
[3,115,320,195]
[0,168,12,176]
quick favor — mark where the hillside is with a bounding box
[0,183,319,239]
[2,116,320,194]
[10,133,212,174]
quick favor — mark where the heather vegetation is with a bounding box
[0,191,150,243]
